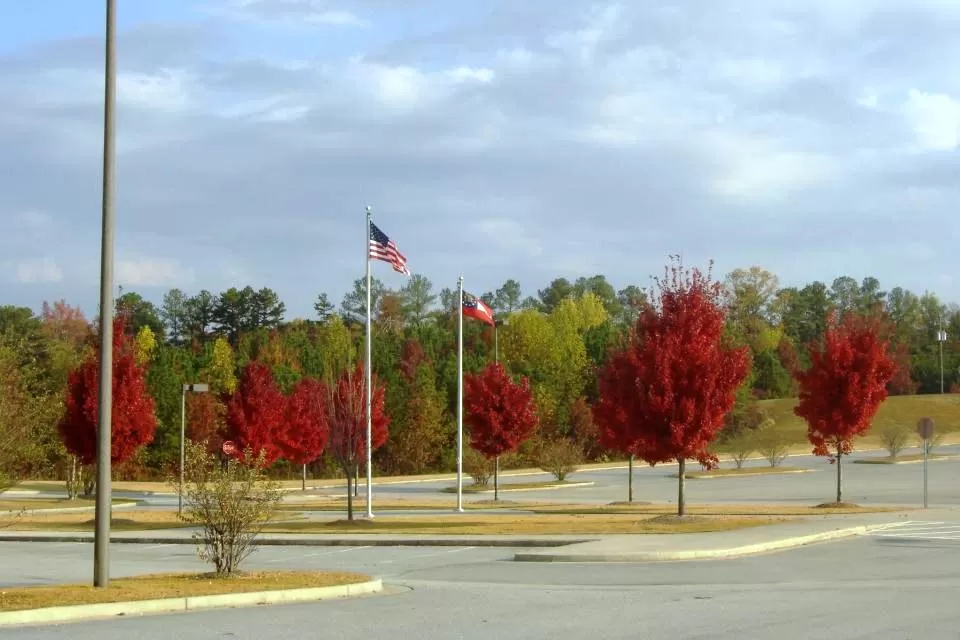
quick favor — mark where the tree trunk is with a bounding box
[346,468,354,521]
[835,451,843,504]
[494,455,500,501]
[354,466,359,497]
[628,455,634,503]
[677,458,686,517]
[301,463,307,492]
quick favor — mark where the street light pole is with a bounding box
[494,318,507,364]
[937,322,947,394]
[179,383,209,516]
[93,0,117,589]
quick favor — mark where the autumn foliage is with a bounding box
[186,392,226,456]
[277,377,329,465]
[464,362,539,460]
[223,361,286,465]
[793,310,896,502]
[326,362,390,519]
[593,259,750,515]
[58,316,157,465]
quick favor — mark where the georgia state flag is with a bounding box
[462,292,495,326]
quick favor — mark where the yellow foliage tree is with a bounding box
[134,326,157,366]
[206,337,237,395]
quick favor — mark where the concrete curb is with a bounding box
[667,469,812,480]
[512,523,900,563]
[0,578,383,627]
[853,455,960,466]
[0,534,585,548]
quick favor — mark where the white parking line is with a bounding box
[261,545,374,563]
[866,521,960,541]
[404,547,476,560]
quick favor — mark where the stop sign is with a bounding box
[222,440,238,456]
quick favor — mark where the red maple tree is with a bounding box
[464,362,539,499]
[58,316,157,465]
[793,310,896,504]
[278,377,329,466]
[592,258,750,515]
[186,392,226,456]
[326,362,390,520]
[223,361,286,466]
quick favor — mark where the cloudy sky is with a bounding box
[2,0,959,319]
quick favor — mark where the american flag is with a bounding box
[368,221,410,275]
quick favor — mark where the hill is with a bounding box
[759,394,960,445]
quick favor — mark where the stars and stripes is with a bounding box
[369,221,410,275]
[462,291,495,326]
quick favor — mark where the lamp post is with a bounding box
[179,383,209,515]
[937,322,947,394]
[494,318,507,364]
[93,0,117,589]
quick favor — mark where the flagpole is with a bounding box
[456,274,464,512]
[364,205,374,519]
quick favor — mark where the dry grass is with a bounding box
[0,509,309,532]
[525,503,901,516]
[276,498,534,512]
[671,467,810,479]
[0,571,371,612]
[0,498,135,512]
[441,481,583,494]
[0,509,190,531]
[853,453,951,465]
[261,513,777,535]
[760,394,960,447]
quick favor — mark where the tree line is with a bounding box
[0,265,957,490]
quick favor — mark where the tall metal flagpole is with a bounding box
[94,0,117,589]
[456,275,464,512]
[365,206,374,519]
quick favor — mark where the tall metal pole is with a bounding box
[178,384,185,516]
[364,206,374,519]
[938,321,946,394]
[456,275,464,512]
[94,0,117,589]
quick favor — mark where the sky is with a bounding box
[2,0,959,320]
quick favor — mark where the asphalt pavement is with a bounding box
[5,526,960,639]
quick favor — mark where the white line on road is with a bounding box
[404,546,476,560]
[260,545,374,563]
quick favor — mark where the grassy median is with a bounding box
[0,571,371,612]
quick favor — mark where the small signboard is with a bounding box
[916,417,935,441]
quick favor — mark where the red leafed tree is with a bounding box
[326,362,389,520]
[793,310,896,504]
[592,258,750,516]
[278,377,329,466]
[464,362,539,500]
[569,396,602,460]
[58,316,157,465]
[186,392,225,456]
[593,347,650,502]
[223,361,286,466]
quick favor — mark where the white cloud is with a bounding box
[117,69,195,112]
[116,259,195,287]
[3,0,960,315]
[902,89,960,151]
[14,258,63,283]
[213,0,367,27]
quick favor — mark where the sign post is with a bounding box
[916,417,935,508]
